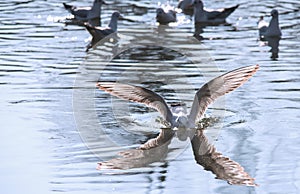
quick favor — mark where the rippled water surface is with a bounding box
[1,0,300,193]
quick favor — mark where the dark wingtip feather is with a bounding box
[63,3,72,10]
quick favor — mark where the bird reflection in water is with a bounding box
[193,23,204,41]
[260,36,281,60]
[97,124,257,186]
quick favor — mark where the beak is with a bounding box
[119,16,135,22]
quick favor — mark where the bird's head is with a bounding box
[193,0,204,9]
[156,8,164,16]
[271,9,279,17]
[112,11,122,19]
[175,116,189,128]
[170,102,187,115]
[95,0,105,4]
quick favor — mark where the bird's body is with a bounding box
[258,9,281,39]
[85,12,121,51]
[156,8,177,25]
[194,0,239,25]
[63,0,104,21]
[97,65,259,129]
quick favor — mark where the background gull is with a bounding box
[156,8,177,25]
[193,0,239,25]
[84,12,122,51]
[258,9,282,39]
[63,0,105,26]
[97,65,259,129]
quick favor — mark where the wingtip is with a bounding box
[96,81,114,91]
[96,82,103,88]
[63,2,71,9]
[246,64,259,77]
[254,64,260,71]
[96,162,102,170]
[246,64,259,73]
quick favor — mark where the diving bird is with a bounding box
[96,65,259,128]
[258,9,282,39]
[84,12,122,51]
[63,0,105,21]
[193,0,239,25]
[156,8,177,25]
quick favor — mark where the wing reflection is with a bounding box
[97,127,257,186]
[266,36,281,59]
[191,130,257,186]
[97,129,174,170]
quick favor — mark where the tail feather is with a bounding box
[84,23,96,35]
[222,4,239,18]
[63,3,73,11]
[206,4,239,21]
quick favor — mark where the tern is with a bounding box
[96,65,259,129]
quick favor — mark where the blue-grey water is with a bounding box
[1,0,300,193]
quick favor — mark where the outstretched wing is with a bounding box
[188,64,259,123]
[97,82,174,123]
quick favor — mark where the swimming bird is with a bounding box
[96,65,259,129]
[156,8,177,25]
[63,0,105,21]
[258,9,282,39]
[194,0,239,25]
[85,12,122,51]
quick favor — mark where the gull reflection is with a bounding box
[261,36,281,59]
[97,126,257,186]
[193,23,204,41]
[97,128,174,170]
